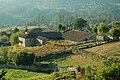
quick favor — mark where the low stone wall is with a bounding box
[0,63,58,73]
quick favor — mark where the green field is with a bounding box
[0,68,49,80]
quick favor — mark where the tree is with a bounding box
[109,21,120,28]
[10,31,23,45]
[57,24,65,32]
[109,28,120,40]
[90,24,98,34]
[13,51,35,66]
[13,27,19,33]
[0,31,7,37]
[74,18,88,30]
[97,23,109,35]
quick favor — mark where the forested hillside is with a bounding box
[0,0,120,25]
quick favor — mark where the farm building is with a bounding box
[96,35,110,42]
[63,30,96,42]
[19,28,62,47]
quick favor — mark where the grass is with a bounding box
[7,40,75,56]
[85,42,120,58]
[46,54,103,68]
[0,68,49,80]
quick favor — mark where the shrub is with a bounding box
[12,51,35,66]
[0,47,8,63]
[84,63,120,80]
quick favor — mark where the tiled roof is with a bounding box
[20,28,62,39]
[63,30,95,42]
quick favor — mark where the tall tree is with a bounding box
[10,31,23,45]
[13,27,19,33]
[109,28,120,41]
[97,23,109,35]
[74,18,87,30]
[57,24,65,32]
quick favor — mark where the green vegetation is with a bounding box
[0,40,120,79]
[0,69,7,80]
[74,18,88,30]
[0,69,48,80]
[10,31,23,45]
[57,24,65,32]
[97,22,109,35]
[13,51,35,66]
[109,28,120,40]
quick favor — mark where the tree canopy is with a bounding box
[74,18,88,30]
[97,23,109,35]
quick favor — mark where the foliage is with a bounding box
[109,21,120,28]
[10,31,23,45]
[12,51,35,66]
[13,27,19,33]
[97,23,109,35]
[0,69,7,80]
[49,71,76,80]
[74,18,88,30]
[84,63,120,80]
[0,47,8,63]
[0,69,48,80]
[91,24,98,34]
[57,24,65,32]
[0,31,7,37]
[109,28,120,40]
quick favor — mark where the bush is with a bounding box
[0,47,8,63]
[84,63,120,80]
[13,51,35,66]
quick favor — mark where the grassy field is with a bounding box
[85,42,120,58]
[0,68,49,80]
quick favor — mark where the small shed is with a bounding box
[96,35,110,42]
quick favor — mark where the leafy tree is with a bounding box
[109,21,120,28]
[0,31,7,37]
[74,18,88,30]
[10,31,23,45]
[109,28,120,40]
[13,51,35,66]
[13,27,19,33]
[57,24,65,32]
[91,24,98,34]
[97,23,109,35]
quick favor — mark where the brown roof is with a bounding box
[63,30,95,42]
[20,28,62,39]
